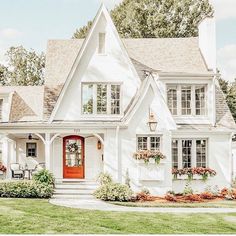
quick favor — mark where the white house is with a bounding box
[0,5,235,196]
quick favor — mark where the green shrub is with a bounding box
[94,183,132,201]
[0,181,54,198]
[97,172,113,185]
[33,169,55,186]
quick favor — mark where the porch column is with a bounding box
[45,133,51,171]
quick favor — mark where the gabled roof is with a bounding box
[0,86,44,122]
[44,37,210,86]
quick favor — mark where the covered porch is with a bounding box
[0,131,105,181]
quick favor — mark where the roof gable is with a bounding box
[48,4,141,122]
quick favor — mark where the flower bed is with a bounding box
[133,150,165,164]
[172,167,216,181]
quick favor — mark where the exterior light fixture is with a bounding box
[148,112,157,132]
[28,133,33,140]
[97,140,102,150]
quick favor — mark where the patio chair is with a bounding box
[10,163,25,179]
[25,158,39,179]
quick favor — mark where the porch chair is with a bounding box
[25,158,38,179]
[10,163,25,179]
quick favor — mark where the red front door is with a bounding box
[63,135,84,179]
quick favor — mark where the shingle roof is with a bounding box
[0,86,44,122]
[44,37,210,85]
[215,83,236,129]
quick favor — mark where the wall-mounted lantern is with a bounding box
[97,140,102,150]
[148,112,158,132]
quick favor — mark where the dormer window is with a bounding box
[98,33,106,54]
[0,99,3,121]
[167,84,207,116]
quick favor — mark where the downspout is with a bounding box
[116,125,121,182]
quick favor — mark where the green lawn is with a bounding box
[111,200,236,208]
[0,198,236,234]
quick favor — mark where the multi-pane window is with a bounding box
[182,140,192,168]
[82,83,121,115]
[26,143,37,157]
[167,85,206,116]
[150,137,161,151]
[195,86,206,115]
[167,86,177,115]
[172,139,207,169]
[181,86,191,115]
[137,136,161,151]
[196,140,207,167]
[111,85,120,115]
[98,33,106,54]
[0,99,3,121]
[97,84,107,114]
[82,84,93,114]
[137,137,148,150]
[172,140,178,168]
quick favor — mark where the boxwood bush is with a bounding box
[0,181,54,198]
[94,172,133,201]
[0,170,55,198]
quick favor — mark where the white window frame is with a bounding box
[137,135,162,151]
[98,32,106,55]
[172,138,208,169]
[166,84,207,117]
[0,99,3,121]
[81,82,122,116]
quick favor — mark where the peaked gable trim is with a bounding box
[49,4,141,123]
[122,75,176,129]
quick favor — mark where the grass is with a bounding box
[111,200,236,208]
[0,198,235,233]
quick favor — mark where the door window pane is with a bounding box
[97,84,107,114]
[111,85,120,114]
[65,139,82,167]
[167,86,177,115]
[182,140,192,168]
[82,84,93,114]
[196,140,207,167]
[181,86,191,115]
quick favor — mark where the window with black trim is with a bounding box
[26,143,37,157]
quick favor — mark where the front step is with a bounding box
[52,179,99,200]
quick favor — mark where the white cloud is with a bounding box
[211,0,236,20]
[0,28,22,39]
[217,44,236,81]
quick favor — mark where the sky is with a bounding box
[0,0,235,81]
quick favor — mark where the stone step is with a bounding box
[54,188,95,195]
[54,184,98,190]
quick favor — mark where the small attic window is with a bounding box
[98,33,106,54]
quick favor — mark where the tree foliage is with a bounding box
[219,78,236,122]
[73,0,213,39]
[0,46,45,86]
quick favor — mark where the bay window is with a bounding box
[167,84,207,116]
[172,139,207,169]
[82,83,121,115]
[137,136,161,151]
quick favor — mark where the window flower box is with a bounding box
[172,167,216,181]
[134,150,166,165]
